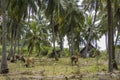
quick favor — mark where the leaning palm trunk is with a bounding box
[85,0,98,58]
[20,7,31,55]
[0,0,9,74]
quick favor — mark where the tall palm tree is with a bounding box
[24,18,49,56]
[107,0,119,72]
[97,0,118,71]
[7,0,40,59]
[45,0,66,61]
[0,0,9,74]
[83,0,118,70]
[107,0,114,72]
[81,0,99,57]
[60,0,84,55]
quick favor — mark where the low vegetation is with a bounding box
[0,51,120,80]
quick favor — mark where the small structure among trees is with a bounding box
[48,49,61,58]
[80,43,100,58]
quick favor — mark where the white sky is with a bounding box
[97,35,106,50]
[63,35,106,51]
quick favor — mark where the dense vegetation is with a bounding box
[0,0,120,79]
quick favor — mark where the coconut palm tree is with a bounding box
[97,0,118,71]
[7,0,41,59]
[107,0,114,72]
[0,0,9,74]
[60,0,84,55]
[24,16,49,56]
[45,0,66,61]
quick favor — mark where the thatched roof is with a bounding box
[80,43,97,58]
[80,43,95,53]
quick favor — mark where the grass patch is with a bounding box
[0,56,119,80]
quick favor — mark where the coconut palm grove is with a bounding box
[0,0,120,80]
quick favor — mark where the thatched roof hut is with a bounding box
[80,43,100,58]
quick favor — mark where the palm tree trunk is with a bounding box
[107,0,113,72]
[7,22,16,60]
[107,0,118,72]
[67,35,71,54]
[0,0,9,74]
[71,26,74,56]
[7,35,13,60]
[18,35,20,54]
[17,23,20,54]
[51,14,59,61]
[13,23,19,55]
[86,0,98,58]
[59,35,63,51]
[112,45,118,69]
[20,6,31,55]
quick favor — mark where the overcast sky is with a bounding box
[97,36,106,50]
[63,36,106,51]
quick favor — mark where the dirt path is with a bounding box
[0,70,120,80]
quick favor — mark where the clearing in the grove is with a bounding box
[0,54,120,80]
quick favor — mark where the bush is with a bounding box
[99,50,107,60]
[62,48,70,57]
[40,46,50,56]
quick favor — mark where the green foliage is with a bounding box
[62,48,70,57]
[0,45,1,55]
[21,46,28,55]
[39,46,70,58]
[40,46,50,56]
[47,47,54,57]
[100,50,108,60]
